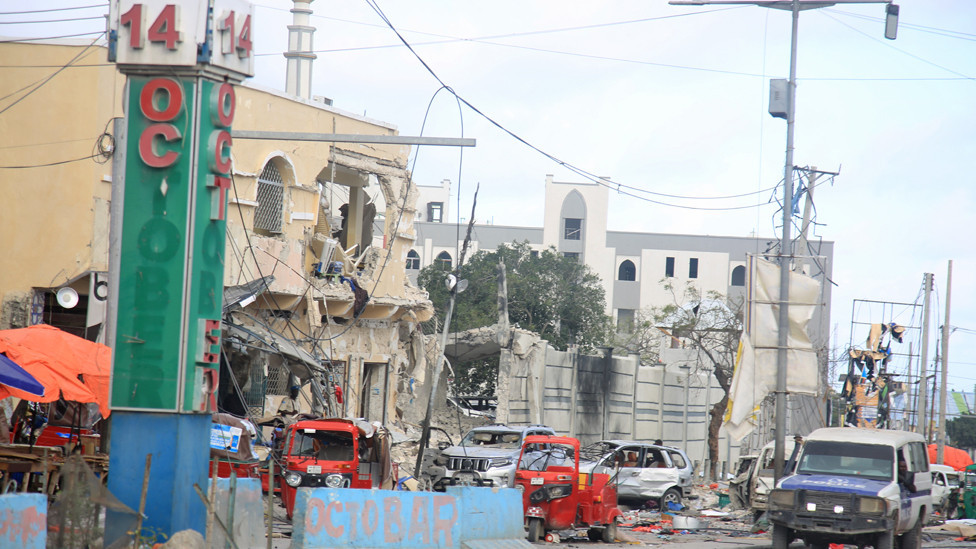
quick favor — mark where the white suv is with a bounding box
[436,424,556,490]
[583,440,693,508]
[767,427,931,549]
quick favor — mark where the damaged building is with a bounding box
[0,15,434,431]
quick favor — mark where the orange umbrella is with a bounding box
[927,443,974,471]
[0,325,111,418]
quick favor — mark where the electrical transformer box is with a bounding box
[769,78,788,119]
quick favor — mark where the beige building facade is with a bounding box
[0,40,433,425]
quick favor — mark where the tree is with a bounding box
[418,241,612,394]
[616,281,743,480]
[947,416,976,449]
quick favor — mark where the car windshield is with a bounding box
[461,430,522,448]
[518,444,575,471]
[581,441,619,462]
[797,441,893,481]
[291,429,356,461]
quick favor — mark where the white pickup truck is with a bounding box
[767,427,931,549]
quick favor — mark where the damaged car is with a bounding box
[583,440,693,508]
[435,424,556,490]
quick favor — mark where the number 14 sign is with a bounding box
[109,0,253,78]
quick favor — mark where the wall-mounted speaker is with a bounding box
[56,287,79,309]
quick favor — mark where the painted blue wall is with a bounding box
[292,486,524,549]
[0,493,46,549]
[105,412,211,546]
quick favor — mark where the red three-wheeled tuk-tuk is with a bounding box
[514,435,623,543]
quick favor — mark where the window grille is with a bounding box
[245,359,268,418]
[254,163,284,233]
[266,361,290,396]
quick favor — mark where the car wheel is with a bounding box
[527,518,543,543]
[660,487,682,510]
[874,530,894,549]
[898,512,923,549]
[771,523,792,549]
[601,520,617,543]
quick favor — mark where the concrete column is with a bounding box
[346,186,365,253]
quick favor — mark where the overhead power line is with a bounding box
[0,4,107,15]
[361,0,781,212]
[0,33,104,115]
[0,153,99,169]
[0,31,106,43]
[0,15,106,24]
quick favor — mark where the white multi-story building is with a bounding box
[410,175,834,341]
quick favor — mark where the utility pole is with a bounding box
[937,260,952,464]
[414,186,479,478]
[669,0,897,483]
[795,168,818,277]
[918,273,932,437]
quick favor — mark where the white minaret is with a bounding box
[285,0,316,99]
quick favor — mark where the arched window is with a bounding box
[406,250,420,270]
[618,260,636,281]
[254,161,284,234]
[436,251,452,269]
[731,265,746,286]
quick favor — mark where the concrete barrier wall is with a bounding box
[0,493,46,549]
[509,345,744,470]
[211,477,264,549]
[291,486,524,549]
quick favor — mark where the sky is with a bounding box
[2,0,974,394]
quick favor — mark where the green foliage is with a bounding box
[451,357,499,396]
[419,241,612,352]
[947,416,976,449]
[418,241,613,395]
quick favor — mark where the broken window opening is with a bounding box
[406,249,420,270]
[564,218,582,240]
[689,258,699,279]
[665,257,675,278]
[427,202,443,223]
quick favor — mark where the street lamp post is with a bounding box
[670,0,897,482]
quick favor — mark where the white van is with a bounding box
[767,427,931,549]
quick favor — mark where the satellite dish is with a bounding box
[56,287,79,309]
[445,275,469,294]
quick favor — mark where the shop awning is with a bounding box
[222,321,324,381]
